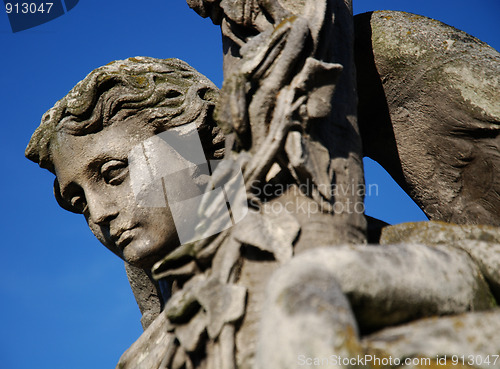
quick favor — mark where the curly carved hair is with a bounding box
[26,56,224,173]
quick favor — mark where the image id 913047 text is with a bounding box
[5,2,53,14]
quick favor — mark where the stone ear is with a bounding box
[53,178,80,214]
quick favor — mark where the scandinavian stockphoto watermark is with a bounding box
[249,179,378,216]
[4,0,79,32]
[128,123,248,245]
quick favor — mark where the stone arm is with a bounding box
[255,222,500,368]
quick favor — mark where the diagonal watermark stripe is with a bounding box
[129,123,248,245]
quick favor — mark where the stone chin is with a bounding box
[121,237,164,270]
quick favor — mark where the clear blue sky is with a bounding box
[1,1,498,368]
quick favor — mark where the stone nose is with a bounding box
[86,189,119,225]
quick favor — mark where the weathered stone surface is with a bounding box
[355,11,500,226]
[255,243,498,368]
[363,310,500,369]
[232,209,299,263]
[270,245,495,334]
[189,0,367,246]
[124,263,162,329]
[381,221,500,300]
[175,311,207,353]
[380,221,500,245]
[255,258,361,369]
[186,1,368,366]
[194,277,247,340]
[456,240,500,300]
[117,309,175,369]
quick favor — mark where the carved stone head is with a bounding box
[26,57,223,269]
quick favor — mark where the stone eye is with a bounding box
[101,160,129,185]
